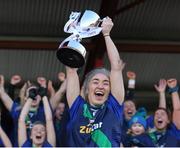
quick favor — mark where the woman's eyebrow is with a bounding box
[92,78,99,81]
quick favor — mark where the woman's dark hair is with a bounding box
[124,99,137,107]
[32,121,46,127]
[30,121,46,134]
[154,107,172,121]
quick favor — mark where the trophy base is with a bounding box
[56,47,85,68]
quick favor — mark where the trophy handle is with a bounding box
[64,12,81,33]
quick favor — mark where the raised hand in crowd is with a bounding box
[37,77,49,99]
[0,75,13,111]
[10,75,21,86]
[0,75,5,94]
[50,72,67,111]
[48,80,55,98]
[167,78,177,88]
[154,79,167,108]
[47,72,66,99]
[37,77,47,88]
[167,78,180,129]
[125,71,136,100]
[7,74,22,99]
[127,71,136,89]
[58,72,66,82]
[19,81,31,106]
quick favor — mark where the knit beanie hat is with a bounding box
[128,107,147,129]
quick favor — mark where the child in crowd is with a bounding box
[122,108,154,147]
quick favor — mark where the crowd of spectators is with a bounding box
[0,17,179,147]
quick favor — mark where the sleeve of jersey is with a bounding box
[10,102,21,120]
[107,94,123,120]
[69,95,85,121]
[21,139,31,147]
[169,123,180,140]
[0,139,4,147]
[146,115,154,128]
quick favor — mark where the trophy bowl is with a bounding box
[79,10,100,29]
[56,40,86,68]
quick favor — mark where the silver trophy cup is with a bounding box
[56,10,102,68]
